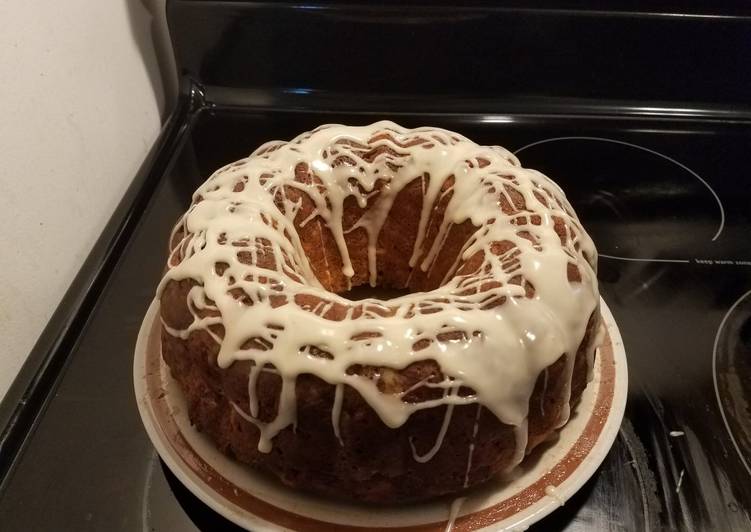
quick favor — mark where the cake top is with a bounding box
[159,121,600,461]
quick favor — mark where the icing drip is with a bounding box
[410,385,457,463]
[158,121,600,465]
[557,321,605,428]
[510,419,529,469]
[544,485,565,507]
[587,322,607,383]
[540,368,549,417]
[247,363,262,417]
[555,358,574,428]
[332,384,344,446]
[445,496,466,532]
[463,404,483,488]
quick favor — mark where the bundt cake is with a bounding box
[157,121,602,503]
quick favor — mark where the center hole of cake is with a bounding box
[343,285,413,301]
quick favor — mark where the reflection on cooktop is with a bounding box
[513,137,724,262]
[160,459,243,532]
[714,289,751,478]
[530,421,660,532]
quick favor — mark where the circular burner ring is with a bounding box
[514,136,725,263]
[713,288,751,479]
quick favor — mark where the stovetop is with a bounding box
[0,106,749,531]
[2,2,751,531]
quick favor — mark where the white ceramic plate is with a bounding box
[135,297,627,531]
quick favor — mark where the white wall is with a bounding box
[0,0,175,400]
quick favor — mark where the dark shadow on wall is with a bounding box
[124,0,178,121]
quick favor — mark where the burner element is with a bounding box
[714,289,751,478]
[514,137,724,262]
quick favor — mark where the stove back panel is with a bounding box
[168,1,751,112]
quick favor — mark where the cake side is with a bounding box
[161,278,600,501]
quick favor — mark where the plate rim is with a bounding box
[134,297,627,531]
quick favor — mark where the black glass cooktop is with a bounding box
[3,1,751,530]
[0,106,750,531]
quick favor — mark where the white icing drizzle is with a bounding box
[587,322,606,383]
[556,320,604,428]
[463,404,483,488]
[158,121,600,468]
[332,384,345,446]
[544,484,565,507]
[540,368,549,416]
[556,382,573,429]
[445,496,467,532]
[410,385,457,463]
[247,363,262,418]
[510,419,530,468]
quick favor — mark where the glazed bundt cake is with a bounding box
[158,121,602,503]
